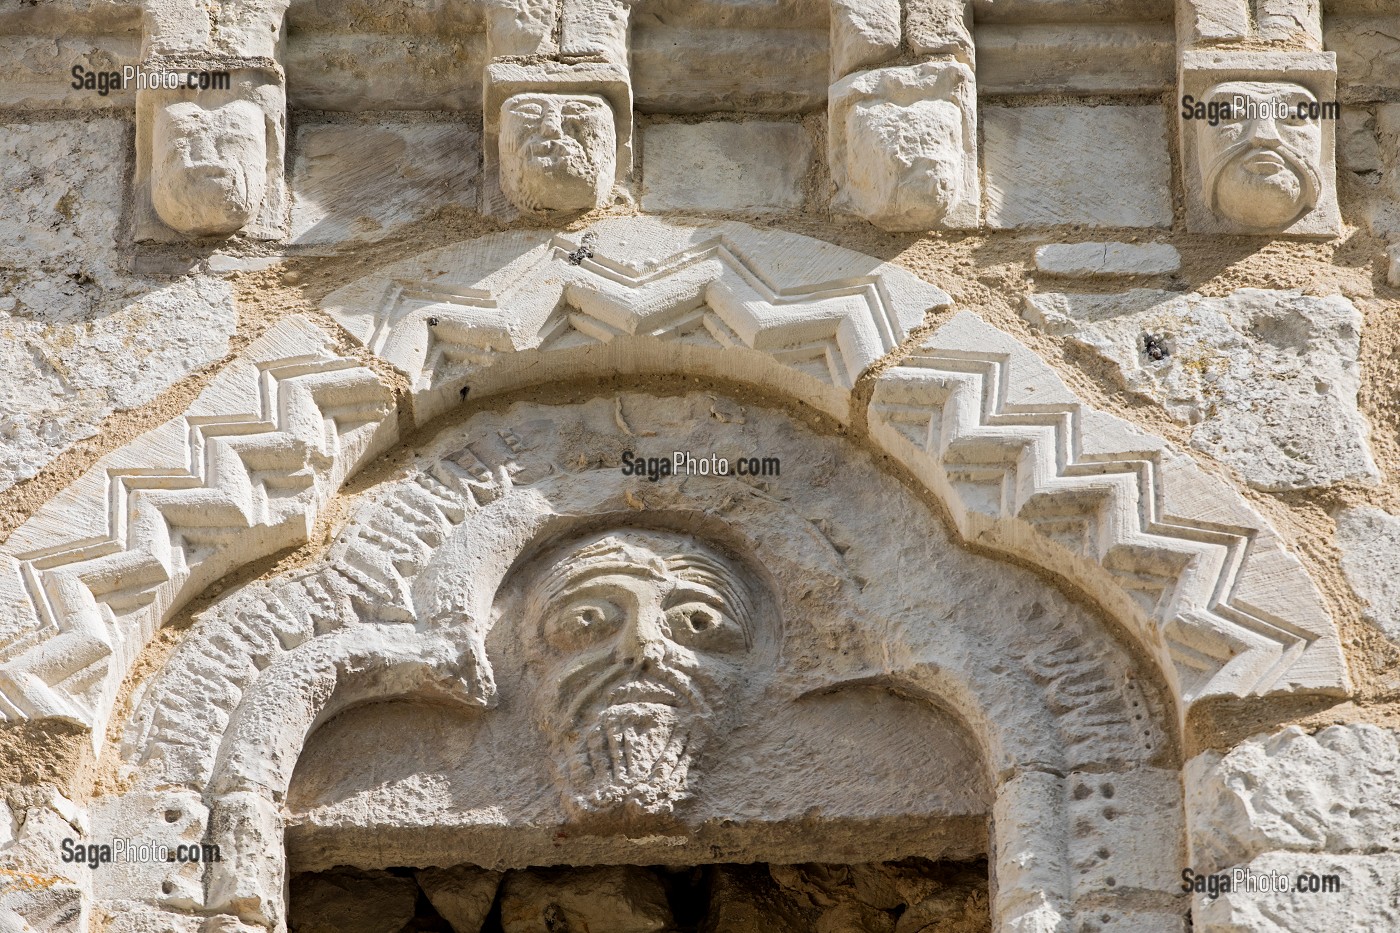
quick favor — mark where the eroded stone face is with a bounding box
[829,62,977,231]
[519,529,758,817]
[1196,81,1323,231]
[846,97,965,227]
[498,92,616,214]
[151,98,268,236]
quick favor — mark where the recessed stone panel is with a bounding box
[983,105,1172,229]
[290,121,481,245]
[641,120,812,212]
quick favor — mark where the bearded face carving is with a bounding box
[1196,81,1323,231]
[498,92,617,214]
[151,98,269,237]
[523,530,756,817]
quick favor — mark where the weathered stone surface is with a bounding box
[1033,243,1181,277]
[1335,507,1400,644]
[415,866,501,933]
[287,869,419,933]
[631,26,827,114]
[976,24,1173,95]
[1193,851,1400,932]
[829,0,901,78]
[1024,288,1379,490]
[642,121,812,213]
[703,866,809,932]
[500,866,673,933]
[290,121,481,244]
[984,106,1171,228]
[1186,725,1400,873]
[1,118,125,277]
[829,62,979,231]
[1327,15,1400,102]
[0,276,237,493]
[1178,0,1249,44]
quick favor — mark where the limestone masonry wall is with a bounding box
[1,1,1400,932]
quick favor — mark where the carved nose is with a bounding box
[621,609,668,669]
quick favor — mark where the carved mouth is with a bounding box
[608,679,679,706]
[1243,150,1287,175]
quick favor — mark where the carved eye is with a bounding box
[545,599,620,649]
[664,601,746,654]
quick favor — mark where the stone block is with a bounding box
[1325,16,1400,102]
[0,276,236,494]
[631,26,827,114]
[829,0,902,78]
[286,35,485,112]
[1335,507,1400,644]
[641,121,812,213]
[984,106,1171,229]
[1389,242,1400,286]
[0,118,125,276]
[290,121,481,245]
[415,865,502,932]
[977,25,1173,96]
[1179,51,1340,238]
[1068,769,1183,899]
[1023,288,1379,491]
[500,866,673,933]
[287,868,420,933]
[89,790,210,910]
[1185,724,1400,872]
[1033,243,1180,277]
[1178,0,1250,44]
[1192,852,1400,932]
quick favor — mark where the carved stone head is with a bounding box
[846,97,965,227]
[1196,81,1323,231]
[522,529,757,817]
[829,61,978,231]
[151,97,269,237]
[498,92,617,214]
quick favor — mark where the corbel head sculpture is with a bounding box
[829,61,978,231]
[498,92,617,214]
[519,529,760,818]
[150,95,270,237]
[1196,81,1323,231]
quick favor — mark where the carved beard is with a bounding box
[1203,137,1321,229]
[555,660,718,817]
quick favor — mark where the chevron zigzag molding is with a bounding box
[322,217,952,425]
[868,312,1348,712]
[0,316,398,739]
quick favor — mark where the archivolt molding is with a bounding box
[0,316,398,740]
[0,218,1348,753]
[109,394,1181,932]
[868,311,1349,709]
[321,217,950,425]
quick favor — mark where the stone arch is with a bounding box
[102,391,1183,932]
[0,216,1349,933]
